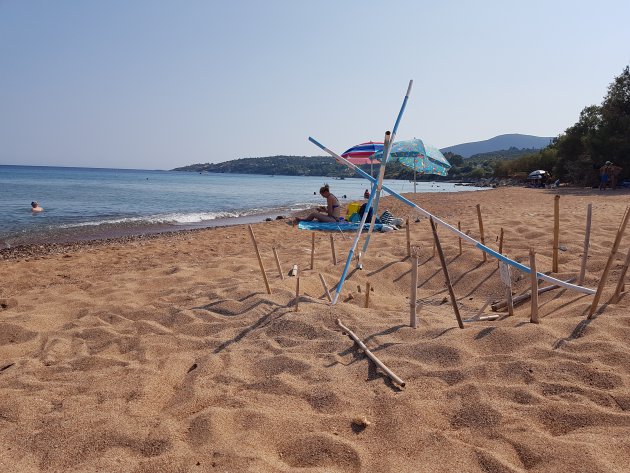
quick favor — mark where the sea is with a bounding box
[0,165,484,249]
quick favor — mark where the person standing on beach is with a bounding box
[297,184,340,223]
[31,201,44,213]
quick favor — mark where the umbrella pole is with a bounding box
[414,156,417,193]
[308,136,596,297]
[362,80,413,257]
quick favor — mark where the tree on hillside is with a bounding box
[599,66,630,169]
[554,66,630,185]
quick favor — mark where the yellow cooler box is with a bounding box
[346,202,361,219]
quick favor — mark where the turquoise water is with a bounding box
[0,165,482,248]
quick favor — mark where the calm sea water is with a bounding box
[0,165,483,248]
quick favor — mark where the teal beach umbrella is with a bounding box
[372,138,451,192]
[373,138,451,176]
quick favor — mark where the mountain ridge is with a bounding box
[440,133,553,158]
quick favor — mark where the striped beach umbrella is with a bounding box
[341,141,384,165]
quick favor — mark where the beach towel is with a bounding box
[297,221,392,233]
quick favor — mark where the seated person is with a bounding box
[297,184,340,223]
[31,201,44,213]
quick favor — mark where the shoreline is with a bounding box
[0,185,492,254]
[0,210,290,256]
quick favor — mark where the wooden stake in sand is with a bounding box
[310,233,316,270]
[294,277,300,312]
[552,195,560,273]
[430,217,464,329]
[319,273,332,302]
[499,261,514,316]
[364,282,371,308]
[272,246,284,280]
[529,248,539,324]
[588,206,630,318]
[457,221,462,255]
[247,225,272,294]
[612,248,630,303]
[336,319,405,387]
[476,204,487,262]
[406,218,411,258]
[330,234,337,265]
[497,227,504,268]
[410,252,418,328]
[578,203,592,286]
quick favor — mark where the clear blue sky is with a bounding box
[1,1,629,170]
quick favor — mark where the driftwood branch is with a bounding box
[491,277,576,311]
[336,319,405,387]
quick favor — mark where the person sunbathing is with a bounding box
[297,184,340,223]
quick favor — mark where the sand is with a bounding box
[1,187,629,472]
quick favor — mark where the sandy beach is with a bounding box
[1,187,629,472]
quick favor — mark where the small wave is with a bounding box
[57,211,245,229]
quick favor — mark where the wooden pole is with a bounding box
[499,262,514,316]
[330,234,337,265]
[310,232,316,270]
[295,277,300,312]
[247,225,272,294]
[336,319,405,387]
[529,248,539,324]
[364,282,371,308]
[476,204,487,262]
[405,218,411,257]
[272,246,284,280]
[578,203,592,285]
[319,273,332,302]
[588,206,630,318]
[498,227,504,268]
[552,195,560,273]
[492,277,576,311]
[430,217,464,329]
[410,253,418,328]
[612,248,630,303]
[457,221,462,255]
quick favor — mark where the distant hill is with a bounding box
[173,156,356,177]
[173,155,434,180]
[441,134,553,158]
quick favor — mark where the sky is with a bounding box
[1,1,629,170]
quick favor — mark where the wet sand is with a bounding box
[1,187,629,472]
